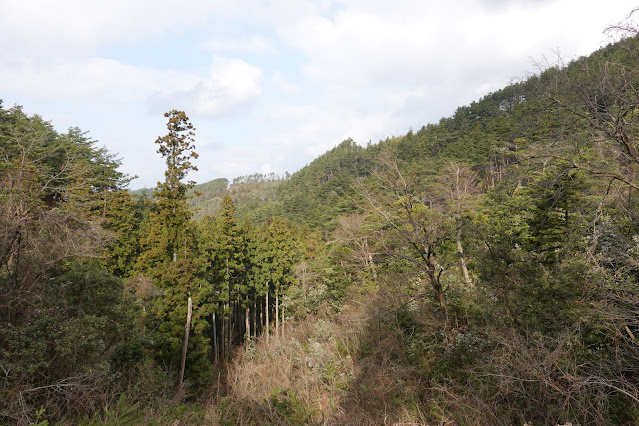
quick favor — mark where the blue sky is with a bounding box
[1,0,637,188]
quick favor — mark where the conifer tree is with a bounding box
[253,217,299,339]
[239,217,256,341]
[137,110,210,384]
[139,110,198,270]
[201,196,245,359]
[103,190,140,277]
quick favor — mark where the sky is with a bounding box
[1,0,637,188]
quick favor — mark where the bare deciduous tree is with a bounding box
[360,153,455,343]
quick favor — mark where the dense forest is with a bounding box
[3,26,639,426]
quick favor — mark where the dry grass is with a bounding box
[208,285,439,425]
[215,300,367,424]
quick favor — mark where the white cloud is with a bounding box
[267,0,638,143]
[0,0,221,56]
[202,35,277,54]
[0,56,197,100]
[287,1,630,86]
[257,102,395,157]
[146,56,263,119]
[271,72,302,95]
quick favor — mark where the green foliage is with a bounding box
[0,101,140,424]
[29,407,49,426]
[187,176,284,221]
[20,263,121,369]
[103,190,141,277]
[202,196,246,294]
[80,394,142,426]
[138,110,199,274]
[266,388,316,424]
[217,389,316,425]
[0,261,142,423]
[136,110,211,387]
[273,138,373,231]
[253,217,300,296]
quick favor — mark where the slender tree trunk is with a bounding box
[282,305,285,339]
[221,304,226,360]
[245,294,250,341]
[427,263,455,345]
[212,311,218,363]
[252,298,257,339]
[229,300,234,351]
[266,288,270,345]
[427,266,446,310]
[369,251,377,280]
[225,258,230,357]
[236,299,240,341]
[275,286,279,339]
[456,226,471,286]
[178,296,192,389]
[260,296,264,335]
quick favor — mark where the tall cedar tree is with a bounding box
[253,217,299,340]
[137,110,211,383]
[200,196,245,360]
[139,110,198,270]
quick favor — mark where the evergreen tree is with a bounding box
[136,110,210,385]
[253,217,299,339]
[103,190,140,277]
[138,110,198,271]
[200,195,245,359]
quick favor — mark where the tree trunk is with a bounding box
[221,303,226,360]
[228,302,237,355]
[245,294,250,341]
[260,296,264,335]
[212,311,218,363]
[427,265,446,310]
[253,297,257,339]
[178,296,192,389]
[225,257,230,357]
[456,226,471,286]
[428,264,455,346]
[275,286,279,339]
[266,288,270,345]
[367,250,377,281]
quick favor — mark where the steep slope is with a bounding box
[211,34,639,425]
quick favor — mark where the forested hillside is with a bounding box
[132,174,286,222]
[3,29,639,425]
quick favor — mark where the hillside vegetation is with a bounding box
[2,28,639,425]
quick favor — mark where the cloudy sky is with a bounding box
[1,1,637,188]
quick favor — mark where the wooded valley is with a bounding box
[2,26,639,426]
